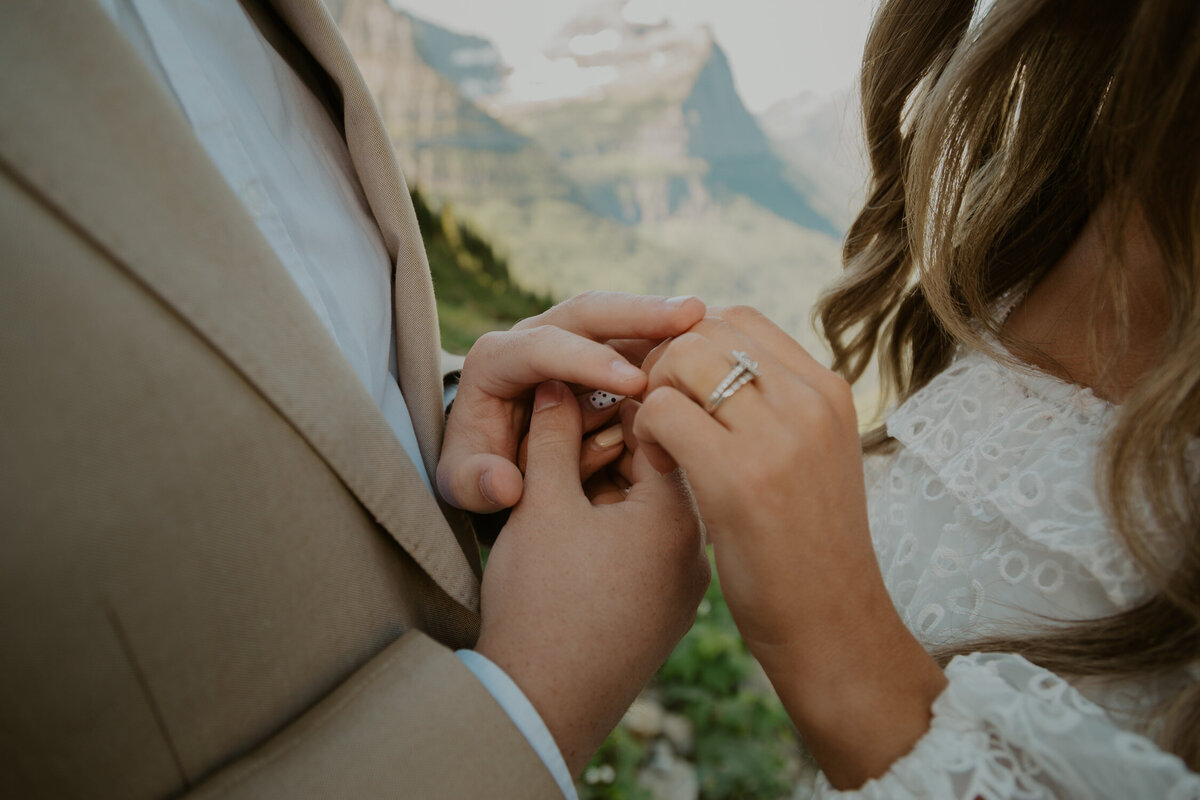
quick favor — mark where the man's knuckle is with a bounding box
[525,324,561,347]
[573,289,603,305]
[511,310,545,331]
[555,290,599,317]
[469,330,502,356]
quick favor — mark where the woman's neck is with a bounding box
[1001,203,1169,403]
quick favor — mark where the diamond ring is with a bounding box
[705,350,761,413]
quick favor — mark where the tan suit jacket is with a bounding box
[0,2,558,797]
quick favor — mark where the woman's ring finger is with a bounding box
[706,350,762,413]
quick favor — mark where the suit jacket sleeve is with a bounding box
[0,155,561,800]
[0,2,557,795]
[185,632,562,799]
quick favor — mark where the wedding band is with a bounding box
[705,350,761,413]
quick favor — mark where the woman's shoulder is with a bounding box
[885,346,1114,482]
[878,348,1149,608]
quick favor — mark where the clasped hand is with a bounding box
[633,306,948,789]
[440,296,943,787]
[439,292,711,775]
[438,290,707,511]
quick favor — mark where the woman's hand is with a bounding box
[438,292,705,513]
[634,306,947,789]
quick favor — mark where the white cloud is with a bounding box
[622,0,669,25]
[568,29,622,57]
[394,0,879,111]
[503,57,619,103]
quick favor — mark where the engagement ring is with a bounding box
[705,350,760,413]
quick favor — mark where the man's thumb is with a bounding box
[436,451,524,513]
[524,381,585,500]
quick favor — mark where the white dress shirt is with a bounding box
[97,2,576,796]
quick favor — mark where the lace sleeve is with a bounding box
[813,653,1200,800]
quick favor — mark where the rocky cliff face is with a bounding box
[335,0,571,202]
[482,5,710,225]
[333,0,850,351]
[759,89,869,232]
[682,42,838,236]
[477,0,838,235]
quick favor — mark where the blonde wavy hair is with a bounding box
[818,0,1200,768]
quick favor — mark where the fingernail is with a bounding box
[589,389,626,410]
[610,359,643,382]
[534,381,564,412]
[593,423,624,449]
[666,295,696,308]
[478,470,499,505]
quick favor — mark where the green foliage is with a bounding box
[675,688,798,799]
[579,726,654,800]
[411,188,553,353]
[580,557,803,800]
[660,569,800,799]
[658,574,755,697]
[463,192,842,361]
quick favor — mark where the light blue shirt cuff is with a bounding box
[456,649,579,800]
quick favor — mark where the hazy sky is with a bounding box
[392,0,879,112]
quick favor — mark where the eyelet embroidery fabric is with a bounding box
[813,348,1200,799]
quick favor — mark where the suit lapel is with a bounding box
[0,2,480,612]
[268,0,447,487]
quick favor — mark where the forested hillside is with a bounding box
[412,188,553,353]
[335,0,848,357]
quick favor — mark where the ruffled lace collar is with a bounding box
[886,347,1148,608]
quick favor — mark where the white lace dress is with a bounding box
[813,347,1200,799]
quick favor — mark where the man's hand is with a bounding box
[437,292,705,513]
[474,381,710,775]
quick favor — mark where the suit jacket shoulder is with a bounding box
[0,2,557,797]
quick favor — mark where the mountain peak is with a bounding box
[335,0,847,355]
[545,0,713,61]
[479,0,710,108]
